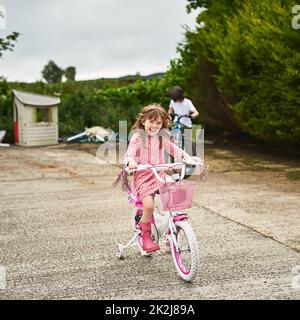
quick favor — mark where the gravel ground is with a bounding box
[0,143,299,299]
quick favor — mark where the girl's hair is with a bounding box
[132,104,170,149]
[132,104,170,130]
[170,85,184,102]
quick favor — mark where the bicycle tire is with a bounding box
[170,220,199,282]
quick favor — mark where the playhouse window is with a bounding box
[35,108,52,123]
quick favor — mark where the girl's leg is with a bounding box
[139,195,160,252]
[140,195,154,223]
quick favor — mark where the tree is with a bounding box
[41,60,64,83]
[64,66,76,81]
[0,32,20,57]
[174,0,300,146]
[0,31,20,142]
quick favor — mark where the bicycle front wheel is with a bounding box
[170,221,199,282]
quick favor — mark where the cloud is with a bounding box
[0,0,199,81]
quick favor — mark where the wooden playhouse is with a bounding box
[13,90,60,146]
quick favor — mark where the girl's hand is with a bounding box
[128,161,138,170]
[184,156,203,166]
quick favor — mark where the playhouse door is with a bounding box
[14,103,19,144]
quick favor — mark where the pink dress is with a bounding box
[124,132,189,200]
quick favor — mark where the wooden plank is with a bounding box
[26,126,57,131]
[25,141,58,146]
[26,131,57,137]
[25,137,57,142]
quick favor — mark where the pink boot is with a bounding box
[139,222,160,253]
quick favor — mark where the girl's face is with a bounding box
[143,117,163,136]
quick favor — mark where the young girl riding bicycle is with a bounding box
[119,104,195,253]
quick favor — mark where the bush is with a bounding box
[177,0,300,146]
[0,79,14,142]
[0,69,181,142]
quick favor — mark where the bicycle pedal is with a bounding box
[135,215,142,223]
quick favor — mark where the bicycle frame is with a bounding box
[170,114,192,150]
[121,162,199,249]
[117,161,202,281]
[167,212,188,250]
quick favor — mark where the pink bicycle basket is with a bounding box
[159,180,196,211]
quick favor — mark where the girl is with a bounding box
[119,104,194,253]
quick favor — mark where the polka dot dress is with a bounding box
[124,132,189,200]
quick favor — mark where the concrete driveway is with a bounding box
[0,143,299,299]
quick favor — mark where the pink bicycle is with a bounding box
[116,159,205,282]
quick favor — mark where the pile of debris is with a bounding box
[66,126,115,144]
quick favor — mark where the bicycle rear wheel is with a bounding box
[170,221,199,282]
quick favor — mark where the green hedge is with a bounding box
[0,80,14,142]
[177,0,300,146]
[0,68,181,143]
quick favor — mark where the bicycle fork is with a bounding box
[168,213,189,250]
[169,218,179,250]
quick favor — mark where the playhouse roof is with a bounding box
[13,90,61,107]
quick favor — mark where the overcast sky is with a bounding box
[0,0,201,82]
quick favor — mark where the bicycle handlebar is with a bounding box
[125,162,184,174]
[125,163,185,182]
[125,158,205,183]
[173,114,191,121]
